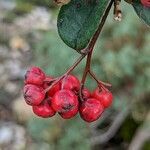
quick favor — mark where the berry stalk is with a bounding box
[89,70,112,87]
[80,0,113,96]
[44,54,85,93]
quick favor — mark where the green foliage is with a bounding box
[14,2,33,15]
[33,30,84,77]
[57,0,111,52]
[133,2,150,26]
[27,117,61,142]
[56,119,91,150]
[16,0,55,8]
[27,116,90,150]
[142,140,150,150]
[119,116,140,141]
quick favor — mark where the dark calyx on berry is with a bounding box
[59,106,78,119]
[51,89,79,114]
[23,84,45,106]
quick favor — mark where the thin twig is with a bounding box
[89,70,112,87]
[128,112,150,150]
[90,107,130,145]
[44,54,85,92]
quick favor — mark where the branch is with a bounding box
[128,112,150,150]
[90,107,130,145]
[89,111,112,136]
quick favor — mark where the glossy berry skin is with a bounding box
[82,88,91,99]
[79,98,104,122]
[141,0,150,7]
[61,75,80,92]
[23,84,45,106]
[51,90,78,114]
[59,106,78,119]
[32,100,56,118]
[43,76,61,97]
[92,88,113,108]
[25,66,45,85]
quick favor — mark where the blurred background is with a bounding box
[0,0,150,150]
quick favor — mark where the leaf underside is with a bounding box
[57,0,111,52]
[133,3,150,26]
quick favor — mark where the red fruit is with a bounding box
[61,75,80,92]
[43,76,61,97]
[48,83,61,97]
[59,106,78,119]
[141,0,150,7]
[79,98,104,122]
[25,66,45,85]
[32,100,56,118]
[51,90,78,114]
[23,84,45,106]
[43,76,53,89]
[92,88,113,108]
[82,88,91,99]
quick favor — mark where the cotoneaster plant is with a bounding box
[23,0,150,123]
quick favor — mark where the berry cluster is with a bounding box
[23,66,113,122]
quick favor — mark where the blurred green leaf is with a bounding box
[57,118,91,150]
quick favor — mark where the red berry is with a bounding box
[32,100,56,118]
[92,88,113,108]
[141,0,150,7]
[48,83,61,97]
[59,106,78,119]
[51,90,78,114]
[23,84,45,106]
[25,66,45,85]
[43,76,61,97]
[79,98,104,122]
[82,88,91,99]
[61,75,80,92]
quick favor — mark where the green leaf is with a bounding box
[57,0,111,52]
[133,3,150,26]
